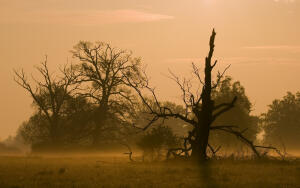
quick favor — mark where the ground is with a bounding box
[0,154,299,188]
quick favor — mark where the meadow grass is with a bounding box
[0,154,299,188]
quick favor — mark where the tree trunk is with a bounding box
[50,116,63,148]
[191,123,211,161]
[195,102,213,161]
[191,29,216,161]
[92,120,106,147]
[92,103,108,147]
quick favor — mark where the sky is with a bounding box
[0,0,300,139]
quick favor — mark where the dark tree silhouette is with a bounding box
[17,93,138,151]
[17,94,96,149]
[127,30,279,161]
[14,58,80,146]
[17,113,50,146]
[71,42,144,146]
[262,92,300,150]
[136,125,180,161]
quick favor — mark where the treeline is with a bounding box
[12,35,300,158]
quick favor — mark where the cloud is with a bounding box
[0,9,174,25]
[220,56,300,66]
[242,45,300,52]
[165,57,300,66]
[274,0,295,3]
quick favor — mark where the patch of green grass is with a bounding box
[0,155,299,188]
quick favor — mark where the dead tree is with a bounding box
[126,29,281,161]
[14,57,80,145]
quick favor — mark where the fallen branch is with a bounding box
[120,142,134,162]
[166,147,192,160]
[210,126,284,159]
[208,144,221,157]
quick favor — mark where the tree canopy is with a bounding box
[262,92,300,150]
[14,59,80,146]
[71,41,144,146]
[210,76,258,149]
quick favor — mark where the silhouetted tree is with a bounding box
[17,113,50,146]
[262,92,300,150]
[18,95,99,150]
[71,42,144,146]
[17,93,137,151]
[14,58,80,147]
[127,30,276,161]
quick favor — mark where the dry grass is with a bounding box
[0,154,299,188]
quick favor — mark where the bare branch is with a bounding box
[191,62,204,85]
[212,64,231,89]
[211,60,218,69]
[212,96,237,122]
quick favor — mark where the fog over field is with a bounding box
[0,0,300,187]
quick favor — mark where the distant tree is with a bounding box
[136,125,180,161]
[17,92,139,151]
[262,92,300,150]
[17,94,95,150]
[14,58,80,147]
[210,76,259,148]
[71,42,144,146]
[18,113,50,146]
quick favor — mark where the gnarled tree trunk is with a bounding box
[190,30,216,161]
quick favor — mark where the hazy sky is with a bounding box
[0,0,300,139]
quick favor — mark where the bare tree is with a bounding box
[71,41,144,146]
[126,29,280,161]
[14,57,80,145]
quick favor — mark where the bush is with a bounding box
[136,125,180,161]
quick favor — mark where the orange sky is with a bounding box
[0,0,300,139]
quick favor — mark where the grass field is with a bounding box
[0,154,299,188]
